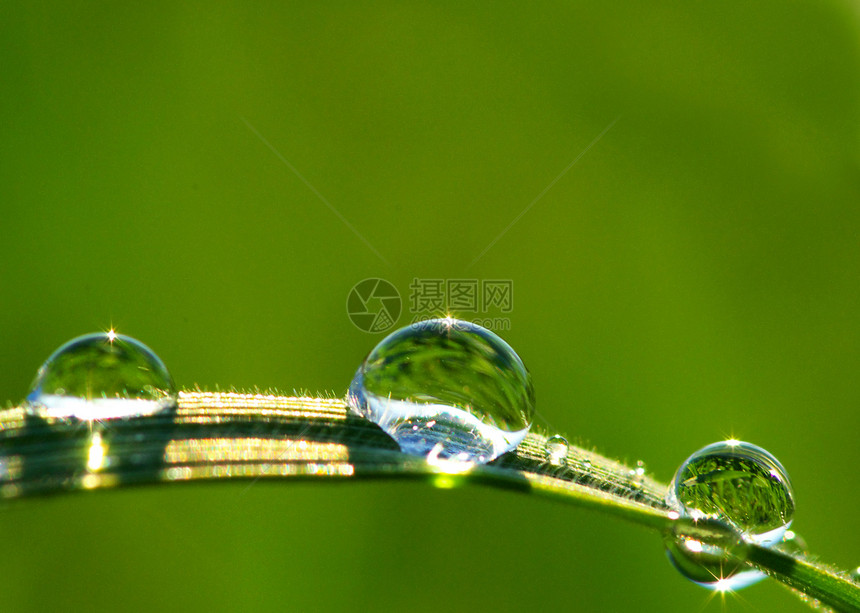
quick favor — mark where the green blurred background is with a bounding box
[1,2,858,611]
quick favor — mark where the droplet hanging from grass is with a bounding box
[663,516,755,591]
[26,332,178,421]
[664,440,795,590]
[347,318,535,463]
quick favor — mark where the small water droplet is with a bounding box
[347,318,535,463]
[664,440,794,591]
[628,459,646,487]
[780,530,808,555]
[545,435,569,466]
[849,566,860,583]
[26,332,177,421]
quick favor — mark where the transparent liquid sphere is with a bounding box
[663,517,762,591]
[347,318,535,463]
[545,435,569,466]
[629,460,647,487]
[664,440,795,591]
[779,530,808,555]
[26,332,178,421]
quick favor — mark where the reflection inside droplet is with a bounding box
[664,440,795,591]
[779,529,808,555]
[26,332,177,421]
[347,318,535,463]
[545,435,569,466]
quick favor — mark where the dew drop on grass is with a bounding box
[26,332,178,421]
[663,516,755,592]
[780,529,808,555]
[545,435,569,466]
[667,441,795,544]
[664,440,795,591]
[629,459,646,487]
[849,567,860,583]
[347,318,535,463]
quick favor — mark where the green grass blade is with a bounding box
[1,391,857,611]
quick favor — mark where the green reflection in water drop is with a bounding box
[665,440,795,591]
[348,318,535,463]
[26,332,177,421]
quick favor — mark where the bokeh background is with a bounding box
[2,2,859,611]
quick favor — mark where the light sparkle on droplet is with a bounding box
[712,578,737,593]
[684,539,704,554]
[86,432,106,471]
[426,443,475,475]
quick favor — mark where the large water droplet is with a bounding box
[545,435,569,466]
[849,566,860,583]
[26,332,177,421]
[664,440,795,590]
[347,318,535,463]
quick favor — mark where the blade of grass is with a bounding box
[1,391,857,611]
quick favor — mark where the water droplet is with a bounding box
[780,530,808,555]
[545,435,569,466]
[849,566,860,583]
[664,440,795,590]
[628,459,647,487]
[347,318,535,463]
[668,441,795,544]
[26,332,177,421]
[663,516,757,591]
